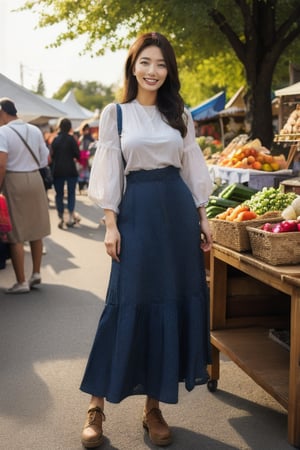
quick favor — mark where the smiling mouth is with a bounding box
[144,78,158,83]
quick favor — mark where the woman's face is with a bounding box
[133,45,168,94]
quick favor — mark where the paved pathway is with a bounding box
[0,190,294,449]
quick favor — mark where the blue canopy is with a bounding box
[190,91,226,121]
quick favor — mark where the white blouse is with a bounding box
[88,100,213,213]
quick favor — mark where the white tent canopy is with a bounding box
[275,82,300,97]
[44,90,95,129]
[0,73,65,125]
[274,82,300,131]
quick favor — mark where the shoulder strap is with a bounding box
[115,103,126,168]
[116,103,122,136]
[9,125,39,166]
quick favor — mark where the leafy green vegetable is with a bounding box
[244,187,297,215]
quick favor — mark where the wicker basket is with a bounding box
[210,217,280,252]
[247,225,300,265]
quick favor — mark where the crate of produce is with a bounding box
[210,215,280,252]
[246,225,300,265]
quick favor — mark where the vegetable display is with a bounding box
[205,182,256,219]
[281,196,300,220]
[243,187,297,215]
[261,220,300,233]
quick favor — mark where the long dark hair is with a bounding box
[122,32,187,137]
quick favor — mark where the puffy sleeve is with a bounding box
[180,109,213,207]
[88,103,124,213]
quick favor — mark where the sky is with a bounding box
[1,0,127,97]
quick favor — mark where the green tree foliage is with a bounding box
[181,51,245,107]
[53,80,116,111]
[19,0,300,146]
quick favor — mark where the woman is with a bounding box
[80,32,213,448]
[0,97,50,294]
[51,118,80,228]
[77,123,94,193]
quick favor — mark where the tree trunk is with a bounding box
[244,71,274,148]
[210,1,300,149]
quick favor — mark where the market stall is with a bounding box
[209,243,300,448]
[205,177,300,447]
[209,164,292,190]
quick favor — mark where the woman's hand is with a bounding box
[104,209,121,261]
[198,206,212,252]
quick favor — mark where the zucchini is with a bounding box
[208,196,239,208]
[219,183,258,202]
[206,205,227,218]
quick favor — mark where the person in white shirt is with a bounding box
[80,32,213,448]
[0,98,50,294]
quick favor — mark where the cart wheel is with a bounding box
[207,379,218,392]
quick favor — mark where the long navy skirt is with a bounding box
[80,166,211,404]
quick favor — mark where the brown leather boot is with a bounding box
[142,408,172,446]
[81,406,106,448]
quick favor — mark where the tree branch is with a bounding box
[276,4,300,42]
[209,8,246,64]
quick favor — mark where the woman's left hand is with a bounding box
[198,206,212,252]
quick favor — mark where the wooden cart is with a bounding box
[208,243,300,448]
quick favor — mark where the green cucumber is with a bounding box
[219,183,258,201]
[208,196,239,208]
[206,205,227,218]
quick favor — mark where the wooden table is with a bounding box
[209,243,300,447]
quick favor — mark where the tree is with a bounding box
[19,0,300,147]
[35,73,46,96]
[180,51,245,107]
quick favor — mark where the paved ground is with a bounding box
[0,190,295,450]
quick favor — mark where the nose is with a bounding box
[147,64,156,75]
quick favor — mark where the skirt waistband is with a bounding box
[126,166,180,183]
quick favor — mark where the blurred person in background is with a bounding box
[50,118,81,229]
[77,123,94,194]
[0,97,50,294]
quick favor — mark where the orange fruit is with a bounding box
[270,162,280,171]
[247,155,255,164]
[252,161,262,170]
[262,154,273,163]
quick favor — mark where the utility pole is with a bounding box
[20,63,24,86]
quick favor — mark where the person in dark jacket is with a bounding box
[51,118,80,229]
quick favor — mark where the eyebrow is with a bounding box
[139,56,166,62]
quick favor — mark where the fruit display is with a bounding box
[217,137,287,171]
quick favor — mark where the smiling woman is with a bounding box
[80,31,213,449]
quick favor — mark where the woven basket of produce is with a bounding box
[247,223,300,265]
[210,214,281,252]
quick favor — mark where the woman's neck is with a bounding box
[136,91,157,106]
